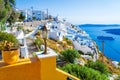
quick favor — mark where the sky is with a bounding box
[16,0,120,24]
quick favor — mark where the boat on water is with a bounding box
[97,36,114,40]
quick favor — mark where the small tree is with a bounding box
[0,0,12,23]
[32,16,36,20]
[19,12,25,21]
[7,10,20,25]
[48,15,53,19]
[60,49,80,63]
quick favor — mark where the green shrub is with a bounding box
[63,37,72,46]
[32,52,37,57]
[0,22,6,31]
[34,38,43,47]
[17,26,23,31]
[118,62,120,66]
[78,50,84,55]
[63,37,68,41]
[86,60,109,75]
[60,49,80,63]
[35,30,41,36]
[61,63,109,80]
[67,40,72,46]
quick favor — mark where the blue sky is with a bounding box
[16,0,120,24]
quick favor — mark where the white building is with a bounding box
[18,9,47,21]
[112,61,119,68]
[72,40,94,54]
[47,20,68,41]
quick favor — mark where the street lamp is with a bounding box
[41,24,48,54]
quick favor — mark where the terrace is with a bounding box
[0,51,79,80]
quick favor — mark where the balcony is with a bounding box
[0,52,79,80]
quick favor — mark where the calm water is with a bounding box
[80,25,120,61]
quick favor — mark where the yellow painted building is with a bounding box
[0,52,80,80]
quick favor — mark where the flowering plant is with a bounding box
[0,41,19,51]
[0,31,19,51]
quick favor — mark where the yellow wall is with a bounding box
[40,56,56,80]
[0,55,79,80]
[0,58,41,80]
[39,55,80,80]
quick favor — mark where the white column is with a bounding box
[20,38,29,58]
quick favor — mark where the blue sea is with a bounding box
[80,24,120,61]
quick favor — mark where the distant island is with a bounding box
[103,29,120,35]
[79,24,120,27]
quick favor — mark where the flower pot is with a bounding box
[2,49,19,64]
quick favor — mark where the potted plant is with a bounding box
[0,31,19,64]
